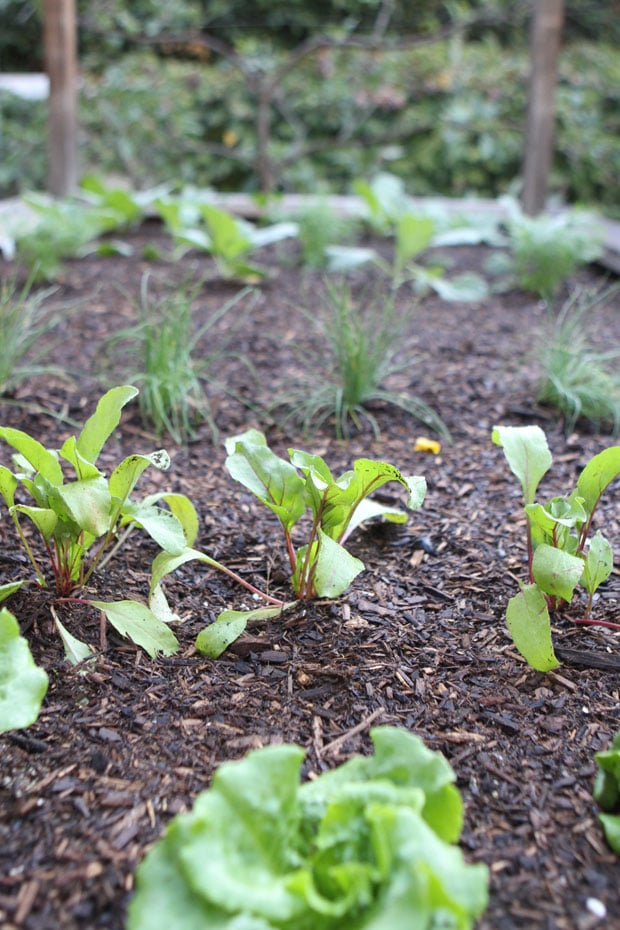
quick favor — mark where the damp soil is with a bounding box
[1,225,619,930]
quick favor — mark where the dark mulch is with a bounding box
[1,228,619,930]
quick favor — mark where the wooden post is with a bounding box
[43,0,78,196]
[522,0,564,215]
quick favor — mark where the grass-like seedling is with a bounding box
[536,284,620,435]
[104,275,257,444]
[0,275,64,397]
[274,280,448,439]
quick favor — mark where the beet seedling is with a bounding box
[493,424,620,671]
[0,386,199,658]
[155,429,426,657]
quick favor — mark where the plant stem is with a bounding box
[571,616,620,632]
[207,559,285,606]
[11,513,47,587]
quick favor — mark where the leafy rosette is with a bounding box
[127,726,489,929]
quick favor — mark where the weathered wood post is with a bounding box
[43,0,78,196]
[522,0,564,215]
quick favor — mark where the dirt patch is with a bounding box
[1,231,619,930]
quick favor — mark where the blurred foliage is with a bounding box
[1,4,620,216]
[3,1,620,70]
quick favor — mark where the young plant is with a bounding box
[273,281,449,440]
[493,198,604,301]
[13,193,110,282]
[296,201,359,269]
[0,385,199,658]
[593,729,620,855]
[104,275,257,444]
[492,424,620,671]
[127,725,489,930]
[351,173,488,299]
[0,607,48,732]
[0,275,65,397]
[152,429,426,657]
[536,285,620,435]
[79,174,169,229]
[155,196,298,281]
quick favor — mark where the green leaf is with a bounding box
[108,450,171,504]
[427,271,489,302]
[505,585,560,671]
[0,581,24,603]
[225,430,306,532]
[0,464,18,507]
[581,531,613,595]
[148,584,181,626]
[154,493,200,547]
[290,453,425,544]
[53,613,95,666]
[304,726,463,843]
[594,769,619,812]
[344,498,409,539]
[58,435,103,479]
[325,244,377,272]
[122,501,187,555]
[0,608,48,732]
[11,504,58,540]
[195,605,286,659]
[128,726,489,930]
[394,213,435,273]
[0,427,63,485]
[56,476,112,538]
[91,599,179,658]
[150,547,215,594]
[493,424,552,505]
[313,529,364,598]
[576,446,620,516]
[249,221,298,249]
[531,544,584,602]
[200,204,251,260]
[75,385,138,464]
[177,744,307,920]
[598,814,620,855]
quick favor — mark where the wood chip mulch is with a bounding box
[1,233,619,929]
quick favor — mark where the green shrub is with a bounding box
[3,35,620,215]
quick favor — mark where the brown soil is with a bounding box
[1,227,619,930]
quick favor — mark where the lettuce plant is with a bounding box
[0,385,199,658]
[0,607,48,732]
[593,729,620,855]
[492,424,620,671]
[153,429,426,657]
[127,725,489,930]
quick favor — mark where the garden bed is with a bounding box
[1,227,619,930]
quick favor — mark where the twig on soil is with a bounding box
[319,707,385,758]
